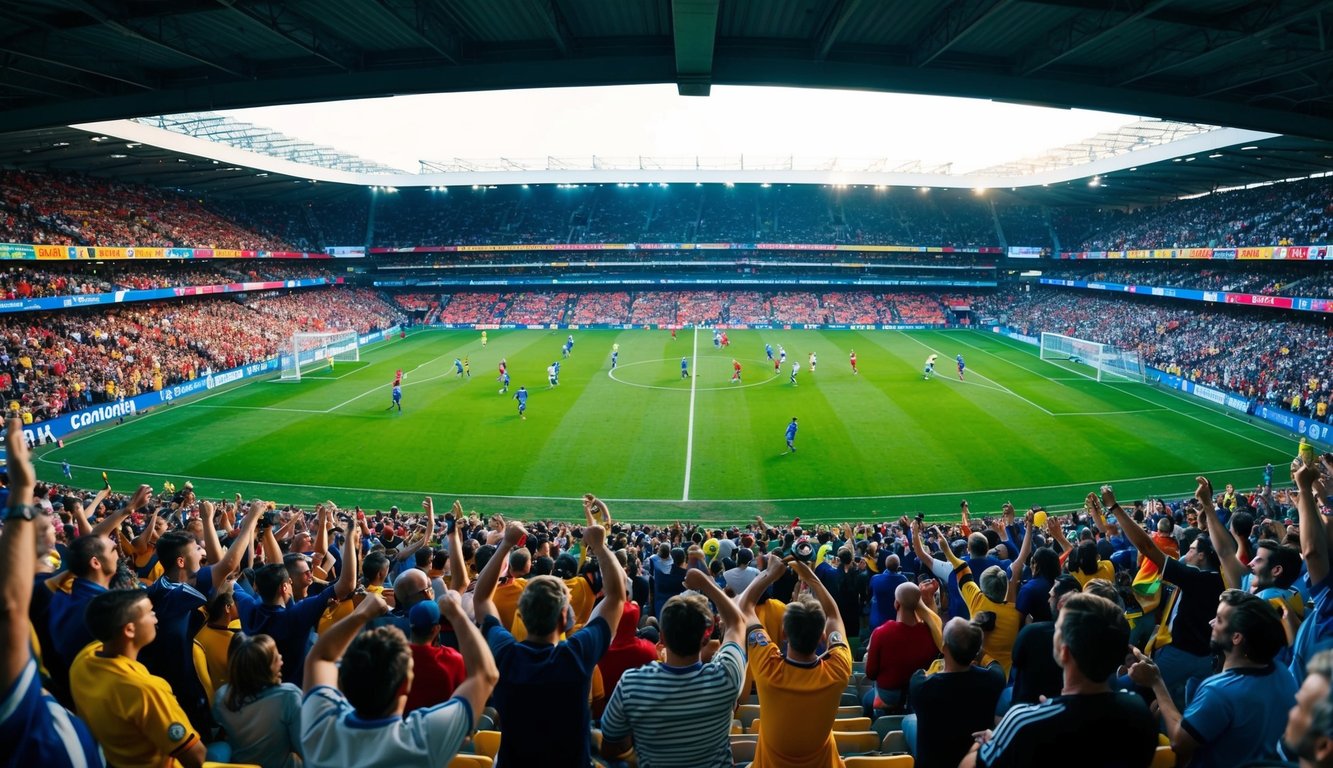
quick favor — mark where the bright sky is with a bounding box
[219,85,1142,174]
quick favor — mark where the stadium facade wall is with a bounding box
[0,277,343,314]
[0,243,340,260]
[1038,277,1333,315]
[991,327,1332,446]
[1057,245,1333,261]
[17,325,401,446]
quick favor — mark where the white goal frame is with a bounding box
[280,330,360,382]
[1039,332,1146,383]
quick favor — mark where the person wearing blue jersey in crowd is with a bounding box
[0,417,105,768]
[514,386,528,420]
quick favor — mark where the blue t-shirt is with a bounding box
[49,577,108,663]
[483,614,611,768]
[515,389,528,405]
[1181,664,1297,768]
[0,657,104,767]
[1015,576,1054,623]
[1291,573,1333,683]
[392,385,401,400]
[785,423,797,440]
[236,584,337,686]
[868,570,907,630]
[141,576,210,719]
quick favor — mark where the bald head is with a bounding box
[894,581,921,611]
[393,568,430,609]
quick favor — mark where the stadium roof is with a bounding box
[4,0,1333,205]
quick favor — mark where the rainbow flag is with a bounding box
[1132,532,1179,613]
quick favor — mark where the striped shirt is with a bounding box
[600,641,746,768]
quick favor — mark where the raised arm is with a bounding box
[789,559,846,646]
[1006,512,1035,604]
[447,501,468,593]
[437,590,498,727]
[474,522,525,624]
[304,592,389,693]
[210,504,262,593]
[1103,486,1165,570]
[132,506,158,554]
[585,517,626,629]
[69,495,93,537]
[1195,477,1245,589]
[333,524,359,600]
[199,499,224,566]
[684,568,745,645]
[1,417,37,687]
[737,552,788,627]
[1297,462,1329,586]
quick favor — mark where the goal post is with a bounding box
[1039,332,1145,383]
[280,329,360,382]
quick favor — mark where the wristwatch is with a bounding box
[5,504,37,521]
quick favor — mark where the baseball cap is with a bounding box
[409,600,441,632]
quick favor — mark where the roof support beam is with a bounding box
[1017,0,1176,76]
[532,0,573,56]
[54,0,248,79]
[369,0,458,64]
[814,0,869,61]
[913,0,1017,68]
[672,0,719,96]
[1199,48,1333,97]
[1118,1,1333,85]
[214,0,362,73]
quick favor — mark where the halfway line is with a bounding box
[683,327,699,501]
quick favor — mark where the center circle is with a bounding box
[607,356,789,391]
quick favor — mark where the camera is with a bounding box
[444,512,456,535]
[914,512,926,524]
[791,536,816,563]
[257,510,278,530]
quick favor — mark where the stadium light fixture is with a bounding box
[694,182,702,187]
[760,183,771,188]
[1208,153,1223,158]
[109,154,126,159]
[1241,145,1259,150]
[724,182,735,187]
[973,186,986,195]
[90,136,109,142]
[1088,176,1100,187]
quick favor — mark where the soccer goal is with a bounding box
[1039,332,1146,383]
[279,330,360,382]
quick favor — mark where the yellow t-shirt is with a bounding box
[318,584,383,634]
[493,578,527,632]
[959,580,1021,676]
[1072,559,1116,589]
[566,575,595,627]
[70,643,200,768]
[746,627,851,768]
[193,622,240,704]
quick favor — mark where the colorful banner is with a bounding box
[1059,244,1333,261]
[372,243,1005,255]
[0,277,342,315]
[0,242,330,261]
[1038,277,1328,315]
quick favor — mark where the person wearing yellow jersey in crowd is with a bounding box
[936,513,1033,677]
[192,587,239,706]
[743,552,852,768]
[493,545,531,631]
[71,589,206,768]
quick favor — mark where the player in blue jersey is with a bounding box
[765,343,774,361]
[681,356,690,378]
[514,386,528,420]
[563,335,574,358]
[956,354,966,380]
[785,418,798,453]
[62,459,72,479]
[454,358,465,378]
[390,383,402,412]
[553,360,561,386]
[499,370,510,394]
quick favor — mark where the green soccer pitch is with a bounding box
[36,328,1298,524]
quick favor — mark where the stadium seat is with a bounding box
[203,763,261,768]
[449,757,493,768]
[833,716,872,731]
[873,715,905,739]
[880,730,908,754]
[731,738,757,765]
[840,691,861,706]
[736,704,762,730]
[1151,746,1176,768]
[852,660,866,674]
[473,730,501,758]
[731,719,743,735]
[833,731,881,756]
[844,756,914,767]
[836,705,862,718]
[749,719,761,735]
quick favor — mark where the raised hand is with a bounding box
[582,524,606,550]
[503,521,528,548]
[684,568,712,591]
[1194,476,1214,504]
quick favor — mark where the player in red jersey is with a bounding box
[849,350,858,375]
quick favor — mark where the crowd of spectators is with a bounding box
[1056,176,1333,251]
[1045,263,1333,299]
[7,421,1333,768]
[0,288,403,423]
[0,262,340,302]
[0,170,300,251]
[973,287,1333,422]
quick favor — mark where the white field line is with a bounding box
[683,327,699,501]
[896,331,1054,415]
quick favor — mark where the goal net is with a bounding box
[280,330,360,382]
[1039,332,1145,383]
